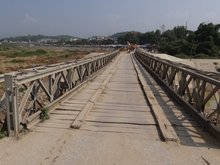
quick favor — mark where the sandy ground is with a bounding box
[149,52,220,73]
[84,52,104,58]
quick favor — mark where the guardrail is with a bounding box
[2,50,119,136]
[0,75,5,113]
[134,48,220,139]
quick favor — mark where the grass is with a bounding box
[10,59,25,63]
[18,87,27,93]
[35,49,47,54]
[0,43,19,52]
[0,131,7,139]
[10,49,48,58]
[0,46,10,51]
[40,108,49,121]
[65,49,79,53]
[0,45,96,74]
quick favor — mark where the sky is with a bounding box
[0,0,220,38]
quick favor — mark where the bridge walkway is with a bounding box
[0,52,219,165]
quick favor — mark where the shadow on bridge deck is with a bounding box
[137,59,220,149]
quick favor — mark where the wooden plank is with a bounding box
[132,55,179,143]
[90,109,152,116]
[64,100,87,105]
[49,114,77,120]
[85,116,156,125]
[44,119,73,124]
[81,124,159,135]
[60,103,84,107]
[71,55,121,129]
[93,105,150,112]
[95,102,149,109]
[97,93,147,105]
[87,113,154,121]
[84,122,157,130]
[55,106,82,111]
[37,122,71,129]
[102,90,142,95]
[51,110,79,115]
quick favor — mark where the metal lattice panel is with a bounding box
[134,48,220,139]
[2,50,119,136]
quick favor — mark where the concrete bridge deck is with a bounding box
[0,52,220,165]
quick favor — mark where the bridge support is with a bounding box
[4,73,19,137]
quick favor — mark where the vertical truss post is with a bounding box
[48,75,53,102]
[4,73,19,137]
[67,69,73,89]
[88,62,91,78]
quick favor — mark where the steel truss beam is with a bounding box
[1,50,119,136]
[134,48,220,139]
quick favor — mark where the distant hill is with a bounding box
[110,31,140,40]
[1,32,142,43]
[0,35,78,42]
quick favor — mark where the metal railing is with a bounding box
[0,77,6,122]
[1,50,119,136]
[134,48,220,139]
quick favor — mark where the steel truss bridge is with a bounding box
[0,48,220,164]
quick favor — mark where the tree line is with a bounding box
[117,23,220,58]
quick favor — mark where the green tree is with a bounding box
[194,23,220,56]
[117,32,140,44]
[173,26,188,39]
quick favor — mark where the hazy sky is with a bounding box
[0,0,220,38]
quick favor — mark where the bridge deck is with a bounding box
[0,52,220,165]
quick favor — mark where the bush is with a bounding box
[10,50,32,57]
[64,54,72,58]
[10,59,25,63]
[40,108,49,121]
[11,51,23,57]
[175,54,189,59]
[0,131,7,139]
[65,49,78,53]
[35,49,47,54]
[10,49,47,58]
[196,41,218,56]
